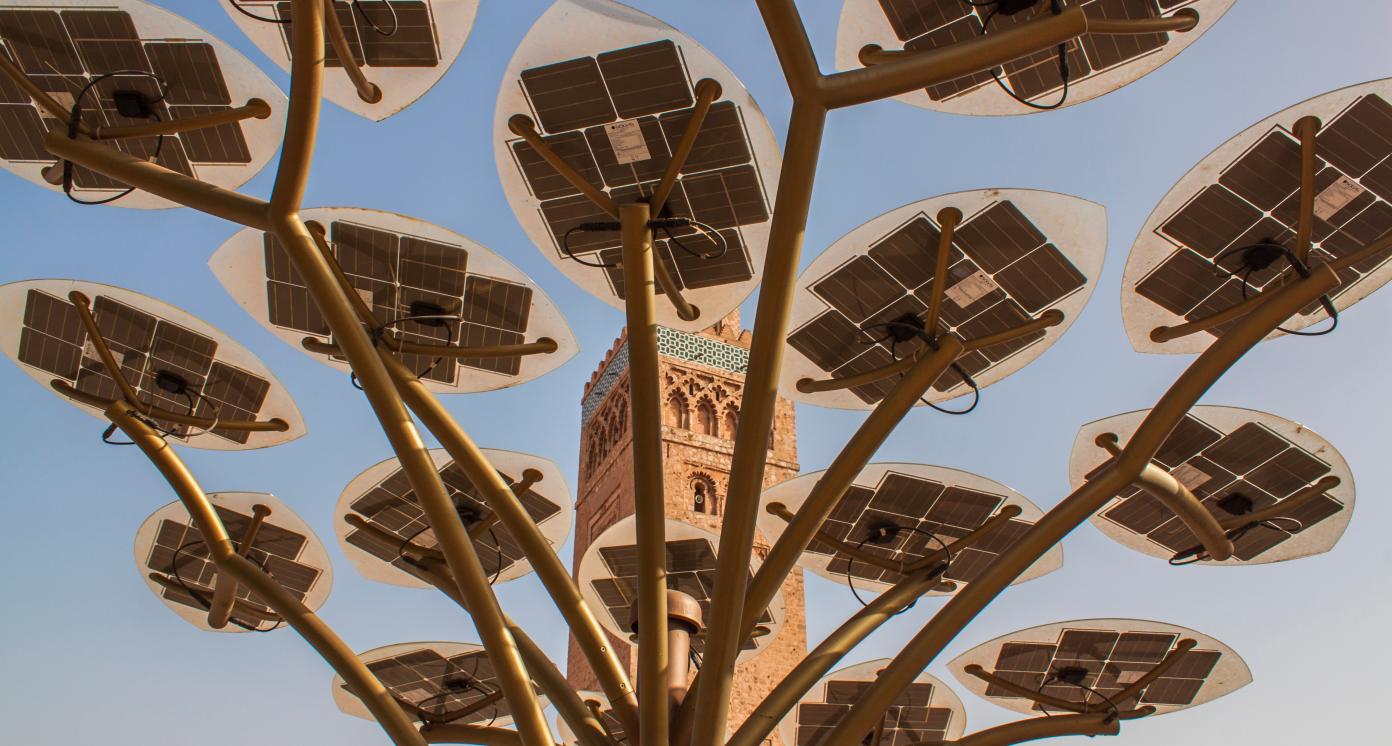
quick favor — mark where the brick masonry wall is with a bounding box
[567,313,806,744]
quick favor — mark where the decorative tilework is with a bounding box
[581,327,750,424]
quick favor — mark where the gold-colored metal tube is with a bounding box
[651,78,722,215]
[1111,639,1196,705]
[651,254,699,322]
[0,52,94,136]
[270,0,324,218]
[208,503,271,630]
[322,0,382,104]
[962,666,1090,714]
[726,570,942,746]
[620,202,670,746]
[684,93,826,744]
[818,264,1341,744]
[823,7,1088,108]
[1294,115,1322,263]
[922,208,963,335]
[1095,434,1233,561]
[946,709,1155,746]
[509,114,618,218]
[67,291,140,407]
[1087,9,1198,34]
[307,220,383,328]
[963,309,1065,352]
[419,723,526,745]
[43,133,271,228]
[387,353,640,738]
[1220,476,1341,531]
[50,380,290,432]
[94,99,272,140]
[147,572,283,625]
[107,400,426,746]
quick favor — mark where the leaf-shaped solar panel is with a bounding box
[775,659,967,746]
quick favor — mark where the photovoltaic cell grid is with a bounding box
[262,220,535,383]
[796,680,952,746]
[17,289,272,444]
[1093,413,1344,560]
[344,459,561,580]
[272,1,441,68]
[1136,92,1392,334]
[789,201,1087,403]
[807,470,1035,586]
[983,627,1221,709]
[874,0,1193,104]
[359,648,512,724]
[509,39,768,296]
[0,7,253,190]
[145,505,319,630]
[591,538,775,654]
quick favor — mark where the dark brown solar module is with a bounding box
[953,201,1048,273]
[1101,414,1343,561]
[146,42,231,106]
[870,0,1186,106]
[275,1,441,69]
[592,538,773,654]
[510,38,769,297]
[994,245,1087,313]
[597,40,692,119]
[345,461,560,580]
[811,255,905,324]
[147,505,319,629]
[866,215,955,289]
[808,470,1036,587]
[0,9,81,74]
[362,648,512,724]
[275,1,363,67]
[169,106,252,163]
[260,220,537,382]
[984,626,1221,709]
[788,310,873,372]
[1315,94,1392,177]
[795,678,952,746]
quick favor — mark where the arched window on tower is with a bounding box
[723,406,739,440]
[696,399,717,437]
[691,474,718,515]
[666,391,689,429]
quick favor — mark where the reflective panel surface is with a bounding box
[782,189,1104,409]
[1070,405,1356,565]
[494,0,781,332]
[835,0,1234,116]
[0,278,306,450]
[776,659,967,746]
[757,462,1062,596]
[1123,78,1392,353]
[0,0,285,207]
[950,618,1251,716]
[223,0,477,120]
[211,206,578,392]
[132,492,332,633]
[335,448,572,588]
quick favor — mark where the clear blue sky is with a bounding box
[2,1,1389,744]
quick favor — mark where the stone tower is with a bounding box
[567,310,806,744]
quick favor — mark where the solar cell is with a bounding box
[335,448,573,589]
[757,462,1063,595]
[777,659,967,746]
[835,0,1236,115]
[1,279,304,450]
[1123,80,1392,352]
[1071,406,1356,565]
[133,492,331,633]
[950,618,1251,716]
[783,190,1104,408]
[496,0,780,331]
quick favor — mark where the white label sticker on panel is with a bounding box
[1170,462,1211,491]
[605,120,651,165]
[1314,176,1365,220]
[943,270,998,308]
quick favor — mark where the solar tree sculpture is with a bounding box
[1,0,1388,745]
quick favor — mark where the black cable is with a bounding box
[979,3,1071,110]
[61,71,167,205]
[1169,516,1306,565]
[1215,242,1340,337]
[486,527,504,585]
[225,0,291,23]
[352,0,399,36]
[870,320,983,416]
[921,364,981,415]
[662,221,729,260]
[844,526,951,609]
[562,225,620,268]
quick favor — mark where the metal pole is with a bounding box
[620,201,670,746]
[922,208,963,336]
[322,0,382,103]
[1094,434,1233,561]
[819,264,1340,744]
[105,400,427,746]
[946,710,1154,746]
[1293,115,1321,263]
